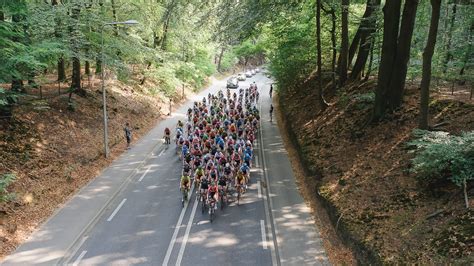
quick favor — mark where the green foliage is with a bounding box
[219,50,238,72]
[408,130,474,187]
[0,173,16,203]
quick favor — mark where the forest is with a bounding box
[1,0,473,264]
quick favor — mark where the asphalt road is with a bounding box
[2,72,329,266]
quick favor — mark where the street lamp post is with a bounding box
[100,20,139,158]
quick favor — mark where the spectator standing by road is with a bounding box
[124,122,132,149]
[269,84,273,98]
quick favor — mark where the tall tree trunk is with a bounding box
[11,7,26,93]
[339,0,350,87]
[52,0,67,81]
[111,0,119,35]
[419,0,441,129]
[387,0,419,110]
[70,1,86,97]
[459,21,473,77]
[350,0,380,80]
[217,46,225,72]
[373,0,402,120]
[316,0,328,110]
[161,14,171,50]
[442,0,457,74]
[96,0,104,75]
[330,8,337,90]
[364,32,376,81]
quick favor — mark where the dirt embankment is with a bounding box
[0,75,195,259]
[278,76,473,264]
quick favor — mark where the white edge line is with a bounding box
[257,180,262,199]
[176,195,199,266]
[71,250,87,266]
[107,198,127,222]
[260,220,268,250]
[162,183,194,266]
[138,166,152,182]
[255,154,259,168]
[259,96,280,265]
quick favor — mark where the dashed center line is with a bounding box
[158,149,166,157]
[72,250,87,266]
[138,166,152,182]
[176,196,199,266]
[257,180,262,199]
[107,198,127,222]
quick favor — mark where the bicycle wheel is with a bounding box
[220,194,224,210]
[201,198,206,214]
[237,188,241,206]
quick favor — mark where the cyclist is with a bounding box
[164,127,171,144]
[208,181,218,210]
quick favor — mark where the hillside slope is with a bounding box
[280,77,473,264]
[0,76,193,258]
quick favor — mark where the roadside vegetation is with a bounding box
[1,0,473,263]
[213,0,473,264]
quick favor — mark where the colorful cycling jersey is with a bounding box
[181,175,190,185]
[240,164,249,174]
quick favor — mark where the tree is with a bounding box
[350,0,380,80]
[52,0,67,82]
[338,0,349,87]
[321,2,337,90]
[374,0,419,119]
[419,0,441,129]
[316,0,328,109]
[442,0,458,74]
[69,0,86,97]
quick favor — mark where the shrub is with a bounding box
[0,173,16,203]
[408,130,474,207]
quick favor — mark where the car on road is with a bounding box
[255,68,260,73]
[237,73,246,81]
[226,76,239,89]
[251,69,256,75]
[245,71,252,78]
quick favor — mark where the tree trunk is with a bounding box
[364,33,376,81]
[442,0,457,74]
[374,0,402,120]
[387,0,419,110]
[419,0,441,130]
[52,0,67,82]
[330,8,337,90]
[111,0,119,35]
[96,0,104,75]
[161,14,171,50]
[316,0,328,110]
[459,21,473,77]
[85,60,91,76]
[70,1,85,97]
[11,7,26,93]
[217,46,225,72]
[350,0,380,80]
[339,0,350,87]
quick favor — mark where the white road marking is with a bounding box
[255,154,259,168]
[107,198,127,222]
[176,196,199,266]
[158,149,166,157]
[257,180,262,199]
[72,250,87,266]
[162,183,194,266]
[260,220,268,250]
[259,97,280,265]
[138,166,152,182]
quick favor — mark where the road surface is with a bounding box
[2,72,329,266]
